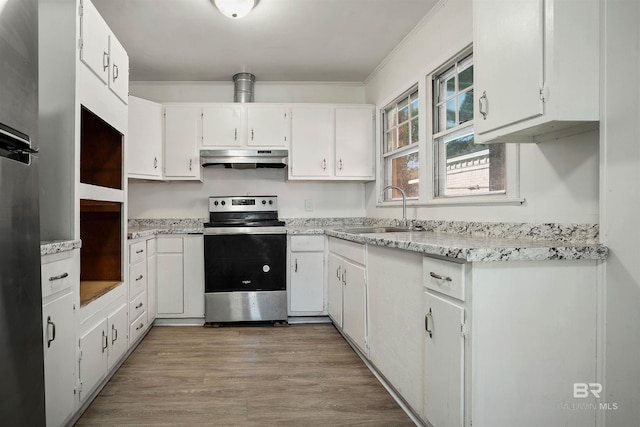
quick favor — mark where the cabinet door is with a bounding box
[42,291,75,427]
[290,107,333,177]
[164,106,201,179]
[108,34,129,104]
[183,235,205,317]
[247,106,288,147]
[107,303,128,370]
[335,107,374,179]
[128,96,163,179]
[157,241,184,315]
[474,0,543,134]
[202,105,242,147]
[79,0,110,84]
[290,251,325,313]
[424,291,465,427]
[342,260,367,353]
[79,319,108,401]
[327,252,343,327]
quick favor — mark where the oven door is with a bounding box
[204,232,286,293]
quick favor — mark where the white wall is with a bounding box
[128,81,367,219]
[363,0,600,224]
[600,0,640,425]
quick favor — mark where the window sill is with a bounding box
[377,197,525,208]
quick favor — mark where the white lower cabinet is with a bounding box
[78,303,127,401]
[157,235,204,319]
[327,237,367,354]
[147,238,158,322]
[289,235,325,315]
[42,290,75,427]
[424,291,465,427]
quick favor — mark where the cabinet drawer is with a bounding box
[329,237,365,265]
[157,236,183,253]
[129,261,147,299]
[290,235,325,252]
[146,238,156,256]
[129,240,146,264]
[129,291,147,323]
[129,311,148,344]
[41,251,78,299]
[423,256,466,301]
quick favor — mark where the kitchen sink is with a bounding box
[336,226,414,234]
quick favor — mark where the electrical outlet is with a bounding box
[304,199,313,212]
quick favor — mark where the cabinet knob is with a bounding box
[136,274,144,281]
[135,302,143,309]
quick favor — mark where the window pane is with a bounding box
[398,99,409,123]
[437,129,505,196]
[410,117,419,143]
[410,95,419,118]
[445,76,455,98]
[398,122,409,148]
[390,152,419,198]
[386,107,397,130]
[446,98,456,129]
[458,89,473,124]
[386,130,396,152]
[459,64,473,91]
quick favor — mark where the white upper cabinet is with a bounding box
[474,0,599,143]
[128,96,163,180]
[164,105,202,181]
[79,0,129,104]
[201,104,289,148]
[289,105,374,181]
[289,106,333,178]
[335,106,375,178]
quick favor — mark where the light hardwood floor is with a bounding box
[75,324,415,426]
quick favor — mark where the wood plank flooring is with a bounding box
[75,323,415,426]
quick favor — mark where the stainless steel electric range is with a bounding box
[203,195,287,324]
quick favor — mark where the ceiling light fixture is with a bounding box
[213,0,257,19]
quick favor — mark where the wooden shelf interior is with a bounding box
[80,106,123,190]
[80,199,122,306]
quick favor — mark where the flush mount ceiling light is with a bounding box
[213,0,257,19]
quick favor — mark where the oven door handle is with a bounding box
[204,228,287,235]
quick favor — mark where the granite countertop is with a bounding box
[41,239,82,256]
[325,229,608,262]
[126,218,608,262]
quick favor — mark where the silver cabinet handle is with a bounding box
[135,302,143,309]
[49,272,69,282]
[102,330,108,353]
[339,159,343,170]
[322,158,327,170]
[46,316,56,348]
[189,158,193,171]
[251,129,254,141]
[234,128,238,141]
[425,309,433,338]
[111,324,118,345]
[103,51,109,71]
[136,274,144,281]
[478,91,488,120]
[113,63,119,82]
[153,157,158,169]
[342,269,347,286]
[294,258,298,273]
[136,249,144,254]
[336,265,341,279]
[136,323,144,331]
[430,272,452,282]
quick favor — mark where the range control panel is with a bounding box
[208,196,278,212]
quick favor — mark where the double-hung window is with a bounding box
[432,53,508,199]
[381,87,419,201]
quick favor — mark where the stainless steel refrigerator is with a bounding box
[0,0,46,425]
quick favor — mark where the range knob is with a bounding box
[221,201,226,206]
[268,200,273,205]
[214,201,219,206]
[262,200,267,205]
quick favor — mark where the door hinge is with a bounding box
[539,86,549,102]
[78,38,83,51]
[461,321,469,338]
[78,1,83,17]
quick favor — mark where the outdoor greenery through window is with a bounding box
[433,53,506,197]
[382,87,419,201]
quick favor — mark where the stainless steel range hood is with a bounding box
[200,149,288,169]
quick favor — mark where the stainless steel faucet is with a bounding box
[382,185,407,226]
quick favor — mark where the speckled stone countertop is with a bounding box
[41,240,82,256]
[127,217,608,262]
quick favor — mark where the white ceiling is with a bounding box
[91,0,439,82]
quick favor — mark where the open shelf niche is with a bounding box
[80,106,123,190]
